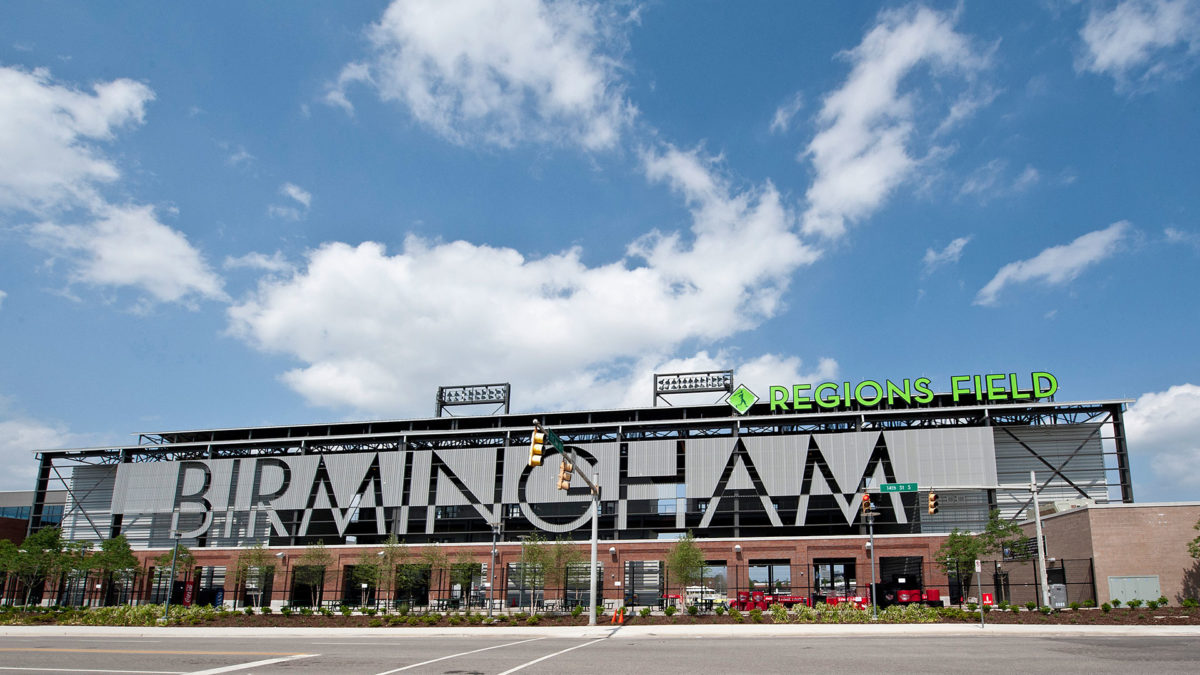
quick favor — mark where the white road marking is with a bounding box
[184,654,318,674]
[373,637,545,675]
[0,662,180,667]
[495,639,602,675]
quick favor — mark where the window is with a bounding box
[748,560,791,594]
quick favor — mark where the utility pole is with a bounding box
[160,532,181,623]
[488,520,500,618]
[1031,470,1050,608]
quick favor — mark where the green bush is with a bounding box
[526,614,541,625]
[1039,606,1052,615]
[422,614,438,625]
[447,615,461,625]
[1182,598,1198,608]
[749,608,764,623]
[280,606,292,616]
[714,605,726,616]
[878,604,938,623]
[364,608,377,616]
[1083,599,1096,608]
[1101,603,1111,613]
[514,611,529,621]
[407,616,420,626]
[1110,598,1122,607]
[1127,598,1143,609]
[388,615,405,626]
[1147,600,1160,610]
[369,618,383,627]
[397,604,410,616]
[1068,602,1080,611]
[769,603,788,622]
[260,607,272,615]
[1024,601,1037,610]
[664,605,677,616]
[243,607,255,616]
[728,608,741,621]
[687,604,699,616]
[596,605,604,617]
[340,605,352,617]
[571,605,584,618]
[967,603,978,612]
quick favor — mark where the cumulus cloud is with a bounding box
[960,160,1041,201]
[922,236,971,274]
[800,5,989,238]
[329,0,636,150]
[1125,383,1200,499]
[0,66,152,214]
[974,221,1130,306]
[0,66,224,308]
[0,289,6,309]
[1078,0,1200,90]
[28,203,227,306]
[228,145,820,416]
[0,415,96,491]
[1165,227,1200,250]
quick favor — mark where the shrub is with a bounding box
[769,603,788,623]
[664,605,677,616]
[1182,598,1198,608]
[728,608,741,621]
[1110,598,1121,607]
[967,603,978,612]
[369,618,383,627]
[388,615,405,626]
[714,605,726,616]
[447,615,461,625]
[407,616,420,626]
[364,608,377,617]
[1147,600,1160,610]
[340,606,352,617]
[687,604,699,616]
[422,615,438,625]
[639,607,651,618]
[571,605,584,618]
[1127,599,1143,609]
[1101,603,1111,613]
[749,608,764,623]
[1068,602,1080,611]
[280,606,292,616]
[397,604,410,616]
[526,614,541,625]
[1024,601,1037,611]
[1039,606,1052,615]
[1157,596,1168,605]
[1083,599,1096,608]
[260,607,272,615]
[243,607,255,616]
[514,611,529,621]
[301,607,314,616]
[595,605,603,617]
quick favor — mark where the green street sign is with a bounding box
[545,428,565,453]
[880,482,918,493]
[728,385,758,415]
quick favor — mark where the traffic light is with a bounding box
[557,458,574,490]
[928,492,939,515]
[529,427,546,467]
[861,493,872,517]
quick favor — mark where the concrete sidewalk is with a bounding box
[4,623,1200,639]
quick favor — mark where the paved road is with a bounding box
[1,628,1198,674]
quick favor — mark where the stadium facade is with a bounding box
[23,371,1135,608]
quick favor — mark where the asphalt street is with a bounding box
[1,627,1198,674]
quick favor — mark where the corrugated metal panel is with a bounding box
[993,423,1108,520]
[626,440,677,501]
[435,448,497,506]
[112,463,176,514]
[63,465,116,542]
[685,438,734,498]
[745,434,807,495]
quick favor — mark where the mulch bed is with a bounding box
[184,607,1200,627]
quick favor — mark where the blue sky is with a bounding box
[0,1,1197,501]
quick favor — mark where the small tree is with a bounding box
[13,527,66,607]
[544,537,584,602]
[421,546,449,602]
[294,541,332,607]
[449,551,481,603]
[235,542,276,608]
[0,539,19,603]
[519,534,548,611]
[665,531,705,595]
[94,535,139,605]
[61,540,94,605]
[349,549,383,606]
[935,510,1024,601]
[375,534,406,606]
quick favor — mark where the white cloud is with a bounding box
[0,289,6,309]
[769,92,804,134]
[1013,165,1040,191]
[224,251,293,274]
[280,182,312,209]
[228,145,819,416]
[0,416,94,491]
[1165,227,1200,250]
[0,66,225,308]
[336,0,636,150]
[960,160,1041,200]
[922,236,971,274]
[29,203,227,306]
[1078,0,1200,90]
[225,145,255,167]
[801,6,988,238]
[974,221,1130,306]
[0,66,153,214]
[1125,383,1200,499]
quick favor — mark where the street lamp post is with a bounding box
[160,532,181,623]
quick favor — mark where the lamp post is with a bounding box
[160,532,181,623]
[275,552,287,608]
[376,550,385,610]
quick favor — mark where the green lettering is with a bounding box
[1033,371,1058,398]
[951,376,972,402]
[769,385,790,411]
[886,379,912,405]
[986,373,1007,401]
[913,377,934,404]
[791,384,813,410]
[816,382,840,408]
[1010,372,1031,400]
[855,380,883,407]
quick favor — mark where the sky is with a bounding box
[0,1,1198,502]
